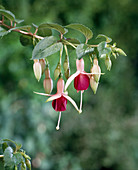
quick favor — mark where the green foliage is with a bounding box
[76,44,94,59]
[32,36,63,59]
[0,0,138,170]
[38,23,67,34]
[65,23,93,41]
[0,139,31,170]
[0,9,15,21]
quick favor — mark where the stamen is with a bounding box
[56,112,62,130]
[79,91,83,113]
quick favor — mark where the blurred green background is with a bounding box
[0,0,138,169]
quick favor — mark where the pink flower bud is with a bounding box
[90,58,101,82]
[90,76,99,94]
[33,60,42,81]
[43,78,53,94]
[45,67,50,78]
[39,59,46,74]
[105,57,112,71]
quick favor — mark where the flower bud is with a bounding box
[115,48,126,56]
[33,60,42,81]
[90,58,101,82]
[54,62,61,80]
[21,162,26,170]
[90,76,99,94]
[45,67,50,78]
[25,159,31,170]
[105,57,112,71]
[43,78,53,94]
[64,68,70,79]
[63,55,69,72]
[39,59,46,74]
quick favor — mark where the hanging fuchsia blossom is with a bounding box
[65,58,90,92]
[65,58,103,112]
[34,78,79,130]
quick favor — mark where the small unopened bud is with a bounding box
[105,57,112,71]
[25,159,31,170]
[90,76,99,94]
[45,67,50,78]
[54,62,61,80]
[90,58,101,82]
[21,162,26,170]
[63,55,69,72]
[64,68,70,79]
[39,59,46,74]
[43,78,53,94]
[115,48,126,56]
[33,60,42,81]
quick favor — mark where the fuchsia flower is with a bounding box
[65,58,90,92]
[65,58,103,112]
[34,78,79,130]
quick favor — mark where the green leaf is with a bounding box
[0,9,15,21]
[0,27,9,37]
[76,44,94,59]
[32,36,57,58]
[20,35,33,46]
[4,147,14,168]
[96,34,112,43]
[13,153,23,165]
[67,38,80,44]
[38,26,52,37]
[14,19,24,24]
[38,23,67,34]
[2,139,22,152]
[2,142,8,152]
[65,23,93,41]
[33,42,63,59]
[0,158,4,170]
[0,5,5,10]
[97,41,112,57]
[32,23,38,29]
[9,25,31,32]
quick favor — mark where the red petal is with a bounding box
[74,73,89,91]
[52,96,67,112]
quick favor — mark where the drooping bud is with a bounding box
[90,76,99,94]
[39,59,46,74]
[21,162,26,170]
[105,57,112,71]
[90,58,101,82]
[63,55,70,79]
[45,66,50,78]
[43,78,53,94]
[115,48,126,56]
[64,68,70,79]
[43,67,53,94]
[33,59,42,81]
[25,159,31,170]
[54,62,61,80]
[63,55,69,72]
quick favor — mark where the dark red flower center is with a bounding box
[74,73,89,91]
[52,95,67,112]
